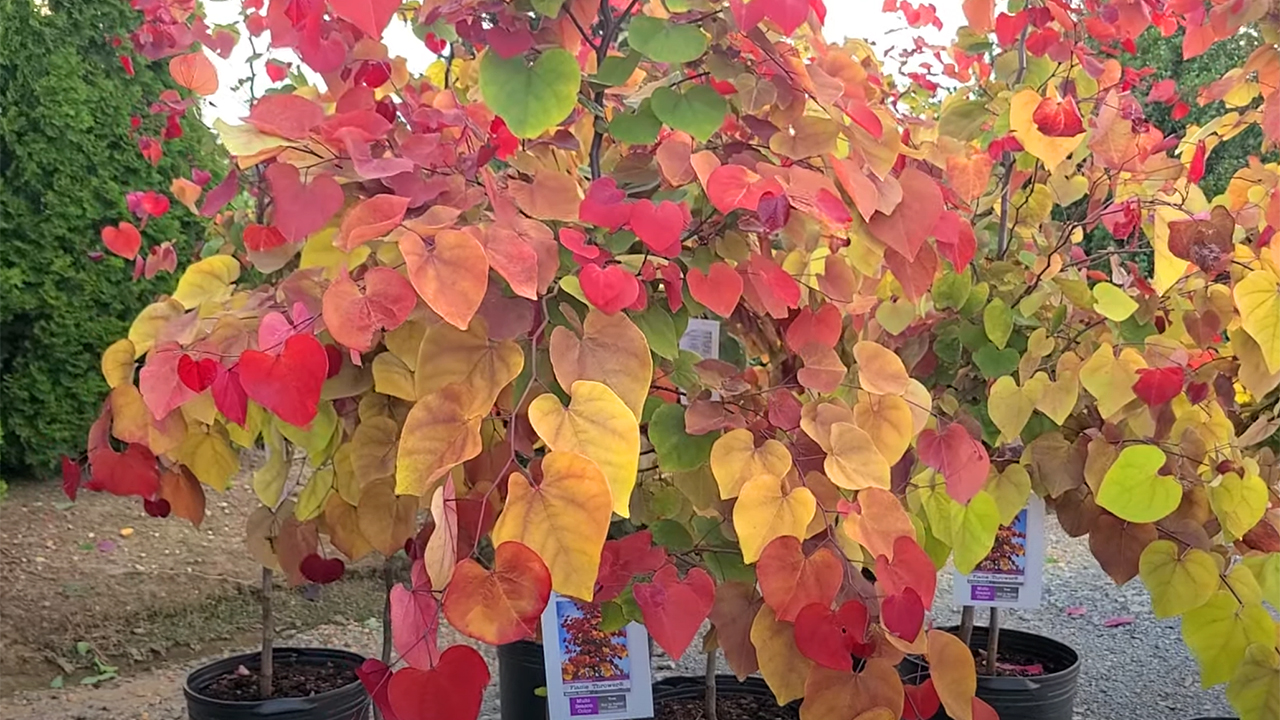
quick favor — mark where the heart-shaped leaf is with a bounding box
[686,262,743,317]
[578,264,640,315]
[650,84,727,142]
[265,162,343,242]
[387,645,490,720]
[322,267,417,352]
[882,588,925,641]
[633,565,715,660]
[300,553,345,584]
[793,600,874,670]
[177,355,220,393]
[628,15,709,63]
[756,537,843,622]
[238,334,328,427]
[443,541,551,645]
[101,222,142,260]
[479,49,580,139]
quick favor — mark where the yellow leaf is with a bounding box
[950,491,1000,574]
[750,604,813,705]
[1079,343,1145,420]
[1227,644,1280,720]
[734,474,816,564]
[801,660,904,720]
[350,416,399,480]
[372,352,417,401]
[357,477,418,556]
[1241,553,1280,608]
[528,381,640,517]
[824,422,891,490]
[109,384,152,445]
[294,467,334,521]
[710,428,792,499]
[927,629,977,720]
[1139,540,1220,618]
[852,392,913,464]
[277,401,339,465]
[101,339,136,388]
[983,464,1031,525]
[1092,282,1139,321]
[1096,445,1180,524]
[171,255,240,310]
[213,118,294,159]
[416,317,523,413]
[853,341,909,395]
[800,398,855,452]
[128,299,186,357]
[1182,590,1276,687]
[1235,269,1280,374]
[395,383,484,496]
[1211,471,1269,540]
[1234,330,1280,400]
[549,309,653,420]
[1151,206,1193,295]
[424,479,457,588]
[300,226,370,279]
[903,379,932,435]
[179,424,238,491]
[253,426,288,506]
[1009,88,1085,169]
[492,451,612,599]
[988,375,1037,442]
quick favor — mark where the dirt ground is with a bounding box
[0,478,388,716]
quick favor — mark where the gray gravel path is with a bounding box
[0,524,1234,720]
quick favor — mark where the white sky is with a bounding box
[199,1,968,126]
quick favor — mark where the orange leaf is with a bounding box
[399,229,489,331]
[395,383,485,496]
[492,451,613,600]
[549,309,653,420]
[756,537,843,622]
[927,630,977,720]
[443,541,551,645]
[170,177,203,213]
[158,468,205,527]
[962,0,994,32]
[357,477,418,556]
[800,659,904,720]
[321,267,417,353]
[169,52,218,96]
[509,171,582,222]
[337,195,410,251]
[945,154,993,203]
[841,487,916,559]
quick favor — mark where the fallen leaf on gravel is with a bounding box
[119,527,134,538]
[1065,606,1085,617]
[1102,615,1134,627]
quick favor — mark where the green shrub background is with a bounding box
[0,0,219,477]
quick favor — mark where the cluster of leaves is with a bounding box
[68,0,1280,718]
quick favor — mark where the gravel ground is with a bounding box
[0,524,1234,720]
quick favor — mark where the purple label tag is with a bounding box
[569,697,599,716]
[970,585,996,602]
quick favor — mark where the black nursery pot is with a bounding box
[900,626,1080,720]
[184,647,370,720]
[653,675,799,718]
[497,640,550,720]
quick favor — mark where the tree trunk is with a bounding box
[984,607,1001,675]
[958,605,975,648]
[259,566,274,699]
[704,650,718,720]
[381,557,394,664]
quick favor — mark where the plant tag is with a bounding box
[540,593,654,719]
[679,318,721,403]
[952,495,1046,609]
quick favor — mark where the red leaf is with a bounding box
[321,267,417,353]
[633,565,715,661]
[754,0,810,34]
[212,366,249,426]
[917,423,990,505]
[578,264,640,315]
[744,253,800,318]
[786,304,842,353]
[1032,94,1086,137]
[902,678,941,720]
[1147,79,1178,104]
[391,566,441,670]
[844,100,883,139]
[994,11,1028,46]
[628,200,689,257]
[61,455,81,501]
[883,243,937,302]
[558,228,599,260]
[756,537,842,621]
[706,164,769,214]
[300,553,345,584]
[329,0,400,40]
[1065,605,1086,617]
[881,588,925,641]
[143,497,171,517]
[265,163,344,242]
[243,223,289,252]
[793,600,874,670]
[387,646,490,720]
[177,355,220,392]
[247,93,325,139]
[1132,366,1185,407]
[686,262,743,318]
[265,60,291,83]
[443,541,551,645]
[356,659,401,720]
[866,168,943,261]
[199,170,239,217]
[937,215,977,269]
[237,334,328,426]
[874,536,938,610]
[101,222,142,260]
[1188,140,1207,184]
[119,55,135,76]
[1102,615,1135,628]
[87,444,160,498]
[1171,101,1190,120]
[578,177,632,231]
[756,192,791,233]
[594,531,667,602]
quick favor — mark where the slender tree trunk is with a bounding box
[260,567,274,699]
[704,650,718,720]
[984,607,1001,675]
[958,606,975,648]
[382,557,395,664]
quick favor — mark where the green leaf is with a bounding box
[531,0,563,16]
[1092,282,1139,322]
[648,402,718,471]
[983,297,1013,349]
[937,99,990,141]
[627,15,708,64]
[1096,446,1180,524]
[932,271,972,311]
[599,601,628,633]
[704,550,756,584]
[1182,590,1276,687]
[479,48,581,138]
[973,344,1019,379]
[1241,553,1280,608]
[595,52,642,87]
[949,490,1001,574]
[294,467,334,521]
[650,84,727,142]
[49,676,64,689]
[631,304,680,359]
[1138,540,1219,618]
[1210,471,1269,540]
[650,518,694,551]
[609,100,663,145]
[1227,643,1280,720]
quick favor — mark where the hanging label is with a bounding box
[540,593,654,720]
[953,495,1046,609]
[679,318,721,403]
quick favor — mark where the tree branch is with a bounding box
[995,24,1030,258]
